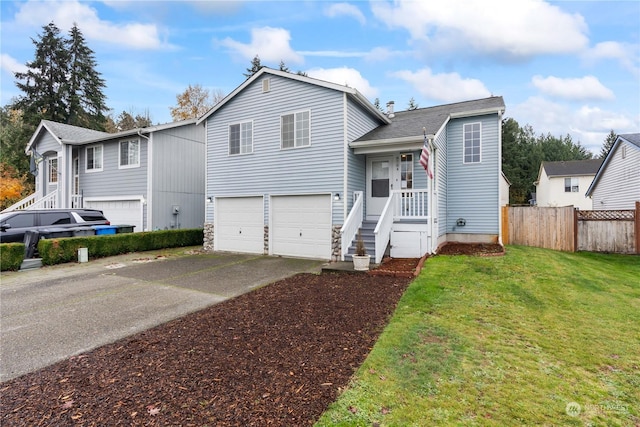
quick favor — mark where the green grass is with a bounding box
[316,246,640,426]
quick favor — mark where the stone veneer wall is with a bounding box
[264,226,269,255]
[203,223,214,252]
[331,225,342,262]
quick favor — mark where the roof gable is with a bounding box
[196,67,389,125]
[26,120,110,153]
[586,132,640,196]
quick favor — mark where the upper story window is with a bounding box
[229,121,253,155]
[48,157,58,184]
[119,139,140,168]
[281,110,310,149]
[86,144,103,172]
[463,122,481,164]
[564,177,579,192]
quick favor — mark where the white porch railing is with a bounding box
[1,193,38,213]
[394,189,428,219]
[1,192,58,212]
[373,193,396,264]
[71,194,83,208]
[28,192,57,209]
[339,191,363,261]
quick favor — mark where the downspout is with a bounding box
[139,130,151,231]
[343,93,348,221]
[497,109,504,246]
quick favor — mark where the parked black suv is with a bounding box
[0,209,111,243]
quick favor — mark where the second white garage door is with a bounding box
[270,194,332,259]
[215,196,264,254]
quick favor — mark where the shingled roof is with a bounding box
[41,120,110,143]
[354,96,505,142]
[542,159,603,177]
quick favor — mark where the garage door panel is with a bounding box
[85,199,142,232]
[271,195,331,259]
[216,197,263,254]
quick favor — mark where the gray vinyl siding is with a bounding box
[346,100,380,214]
[446,115,500,234]
[591,141,640,210]
[151,125,206,229]
[434,130,448,237]
[206,74,350,225]
[78,138,148,198]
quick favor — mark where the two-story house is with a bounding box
[4,119,205,232]
[198,68,505,262]
[534,159,602,210]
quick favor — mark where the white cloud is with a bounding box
[510,96,639,153]
[532,75,614,101]
[371,0,588,59]
[392,68,491,103]
[219,27,303,65]
[583,41,640,76]
[13,0,168,50]
[325,3,366,25]
[1,54,28,75]
[306,67,378,98]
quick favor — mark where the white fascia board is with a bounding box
[351,136,428,154]
[450,107,504,118]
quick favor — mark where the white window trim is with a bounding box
[48,157,58,184]
[463,122,482,164]
[280,110,311,150]
[85,144,104,173]
[564,177,579,193]
[400,153,413,190]
[119,138,140,169]
[228,120,254,156]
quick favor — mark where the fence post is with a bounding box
[573,207,578,252]
[502,205,509,245]
[636,201,640,255]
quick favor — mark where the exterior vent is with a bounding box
[262,78,270,93]
[386,101,395,118]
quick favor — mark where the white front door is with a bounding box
[366,156,395,219]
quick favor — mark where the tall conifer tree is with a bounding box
[14,22,70,127]
[66,23,108,130]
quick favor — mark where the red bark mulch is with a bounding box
[437,242,505,256]
[0,272,412,427]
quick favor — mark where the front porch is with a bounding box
[340,189,433,263]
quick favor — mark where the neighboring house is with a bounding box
[3,119,205,232]
[534,159,602,210]
[500,172,511,207]
[198,67,505,262]
[586,133,640,210]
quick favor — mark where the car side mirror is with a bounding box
[0,223,11,231]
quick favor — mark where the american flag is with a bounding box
[419,135,433,179]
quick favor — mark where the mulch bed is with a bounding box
[437,242,505,256]
[369,257,423,277]
[1,272,412,426]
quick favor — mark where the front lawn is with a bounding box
[317,246,640,426]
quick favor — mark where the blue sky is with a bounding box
[1,0,639,154]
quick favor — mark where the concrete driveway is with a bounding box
[0,249,324,382]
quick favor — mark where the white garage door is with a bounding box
[85,199,143,232]
[271,195,332,259]
[216,197,264,254]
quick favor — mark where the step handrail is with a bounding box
[373,193,396,264]
[339,191,363,261]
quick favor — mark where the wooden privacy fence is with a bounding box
[502,202,640,254]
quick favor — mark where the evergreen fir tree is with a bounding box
[599,129,617,159]
[244,55,263,78]
[66,24,108,130]
[408,97,419,110]
[14,22,70,127]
